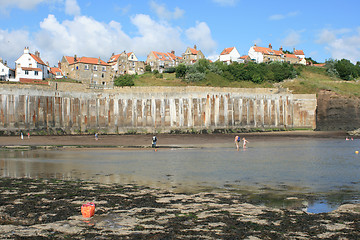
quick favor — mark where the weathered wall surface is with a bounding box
[0,84,316,134]
[316,90,360,131]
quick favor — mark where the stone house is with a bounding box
[284,54,299,64]
[219,47,241,64]
[146,51,182,73]
[60,55,113,87]
[0,58,15,81]
[182,45,205,64]
[108,51,145,75]
[15,47,51,82]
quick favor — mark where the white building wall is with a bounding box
[248,47,264,63]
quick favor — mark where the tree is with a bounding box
[335,59,358,80]
[114,74,135,87]
[145,65,152,72]
[175,64,187,79]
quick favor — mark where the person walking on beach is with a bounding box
[234,136,241,151]
[152,136,157,150]
[242,137,249,149]
[95,133,99,141]
[20,131,23,140]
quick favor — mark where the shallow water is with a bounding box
[1,138,360,212]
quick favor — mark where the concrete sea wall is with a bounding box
[0,84,316,134]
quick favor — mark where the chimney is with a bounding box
[0,57,2,64]
[74,55,77,62]
[112,53,114,56]
[254,43,257,47]
[24,47,29,54]
[98,57,101,64]
[293,47,296,53]
[58,61,61,69]
[269,43,272,49]
[279,46,283,52]
[194,45,197,50]
[171,50,175,55]
[35,51,40,58]
[4,61,7,66]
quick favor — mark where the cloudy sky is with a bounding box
[0,0,359,67]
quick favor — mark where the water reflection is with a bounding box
[1,138,360,211]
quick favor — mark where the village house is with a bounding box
[248,44,284,64]
[108,51,145,75]
[182,45,205,64]
[50,66,64,79]
[284,54,299,64]
[0,58,15,81]
[60,55,113,87]
[219,47,241,64]
[15,47,51,83]
[146,51,182,73]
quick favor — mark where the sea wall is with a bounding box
[0,84,316,134]
[316,90,360,131]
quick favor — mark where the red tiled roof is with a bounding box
[108,54,121,63]
[253,46,284,56]
[284,54,298,59]
[294,50,305,55]
[189,48,199,55]
[29,53,46,65]
[22,67,42,72]
[151,51,173,61]
[220,47,234,55]
[50,67,63,75]
[127,52,133,57]
[66,56,109,66]
[167,52,182,60]
[240,55,249,59]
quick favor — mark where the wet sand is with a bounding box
[0,131,347,149]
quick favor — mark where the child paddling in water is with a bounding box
[242,137,249,149]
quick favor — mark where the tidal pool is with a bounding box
[1,137,360,212]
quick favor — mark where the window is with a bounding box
[84,65,89,70]
[102,66,106,71]
[93,65,97,71]
[35,71,38,76]
[25,70,29,75]
[102,73,105,78]
[76,66,79,70]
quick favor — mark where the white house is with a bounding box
[219,47,241,64]
[294,48,305,59]
[0,58,15,81]
[15,47,50,82]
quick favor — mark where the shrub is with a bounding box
[114,74,135,87]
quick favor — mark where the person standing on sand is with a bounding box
[234,136,241,151]
[242,137,249,149]
[152,136,157,150]
[95,133,99,141]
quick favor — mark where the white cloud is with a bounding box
[269,11,299,21]
[65,0,80,16]
[212,0,238,6]
[0,28,32,67]
[185,21,217,54]
[282,30,303,47]
[0,0,49,14]
[130,14,185,55]
[317,28,360,63]
[150,1,184,20]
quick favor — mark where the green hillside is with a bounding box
[132,65,360,97]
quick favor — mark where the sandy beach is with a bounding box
[0,131,347,149]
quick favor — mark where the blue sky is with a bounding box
[1,0,359,67]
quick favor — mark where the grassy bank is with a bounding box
[133,66,360,97]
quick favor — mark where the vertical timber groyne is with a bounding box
[0,84,316,134]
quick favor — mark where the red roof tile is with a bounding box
[294,50,305,55]
[108,54,121,63]
[29,53,46,65]
[253,46,284,56]
[220,47,234,55]
[66,56,109,66]
[284,54,298,59]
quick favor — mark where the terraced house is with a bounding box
[60,55,113,87]
[146,51,182,73]
[108,51,145,76]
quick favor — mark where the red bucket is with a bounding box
[81,202,95,218]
